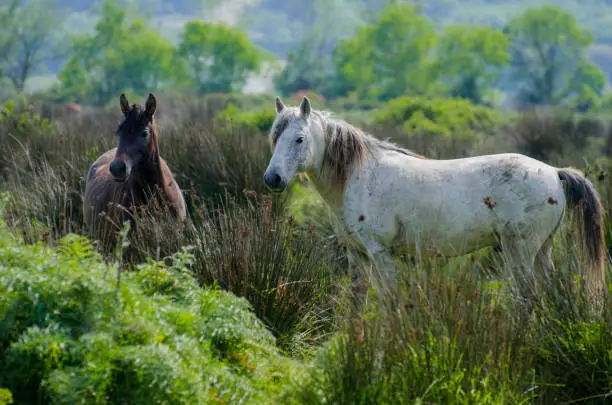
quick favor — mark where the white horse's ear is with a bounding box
[275,96,285,114]
[300,96,311,118]
[120,93,130,116]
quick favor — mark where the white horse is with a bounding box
[263,96,607,299]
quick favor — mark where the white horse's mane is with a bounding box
[313,109,422,158]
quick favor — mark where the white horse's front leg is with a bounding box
[357,234,398,290]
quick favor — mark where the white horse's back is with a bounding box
[344,152,566,256]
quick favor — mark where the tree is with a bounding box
[333,3,437,101]
[0,0,65,91]
[57,1,181,105]
[272,0,362,98]
[504,5,606,109]
[177,21,263,94]
[431,25,509,104]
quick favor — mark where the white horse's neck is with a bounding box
[306,114,363,206]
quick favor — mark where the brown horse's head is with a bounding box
[110,93,159,182]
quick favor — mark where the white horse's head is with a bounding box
[263,96,325,192]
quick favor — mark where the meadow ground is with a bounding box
[0,94,610,404]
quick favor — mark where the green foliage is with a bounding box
[183,188,344,354]
[271,0,363,99]
[213,104,276,134]
[57,0,182,105]
[0,389,12,405]
[504,5,606,109]
[535,319,612,403]
[374,96,500,154]
[0,0,65,91]
[431,25,510,104]
[273,39,339,99]
[334,3,437,101]
[0,98,54,134]
[0,227,297,404]
[178,20,263,94]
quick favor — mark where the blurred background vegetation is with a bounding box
[2,0,612,111]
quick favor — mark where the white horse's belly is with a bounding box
[344,153,566,257]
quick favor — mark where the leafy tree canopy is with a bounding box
[0,0,65,93]
[333,3,437,102]
[430,25,509,105]
[504,4,606,109]
[57,0,181,105]
[177,20,263,94]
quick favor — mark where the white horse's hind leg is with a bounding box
[499,235,540,312]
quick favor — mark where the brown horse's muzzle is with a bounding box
[109,158,132,182]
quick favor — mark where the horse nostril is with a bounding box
[109,160,127,179]
[274,174,282,187]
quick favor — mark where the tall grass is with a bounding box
[1,95,611,404]
[286,232,611,404]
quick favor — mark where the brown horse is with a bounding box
[83,93,187,258]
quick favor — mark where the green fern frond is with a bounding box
[55,233,99,261]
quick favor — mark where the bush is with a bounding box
[535,319,612,404]
[491,109,608,166]
[289,90,327,106]
[0,214,299,404]
[374,96,500,157]
[213,104,276,135]
[185,190,347,355]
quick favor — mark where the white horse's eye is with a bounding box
[296,137,304,144]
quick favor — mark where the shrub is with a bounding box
[0,215,299,404]
[535,319,612,404]
[187,191,347,355]
[492,109,608,166]
[0,98,54,135]
[213,104,276,135]
[374,96,500,157]
[0,389,12,405]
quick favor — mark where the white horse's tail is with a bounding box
[558,167,607,297]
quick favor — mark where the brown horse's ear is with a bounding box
[299,96,311,118]
[275,96,285,114]
[120,93,131,116]
[145,93,157,117]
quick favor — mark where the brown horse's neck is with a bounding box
[133,124,166,192]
